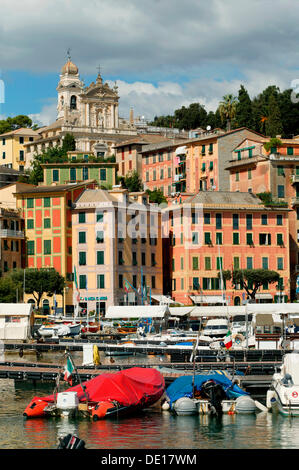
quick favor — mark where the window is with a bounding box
[142,252,146,265]
[27,219,34,229]
[27,198,34,208]
[180,256,183,270]
[70,95,77,110]
[204,213,210,224]
[192,257,199,270]
[209,161,213,170]
[261,214,268,225]
[97,251,104,265]
[276,215,283,226]
[79,275,87,289]
[202,163,206,172]
[100,169,106,181]
[70,168,76,181]
[79,251,86,265]
[259,233,271,245]
[248,169,252,179]
[233,214,239,229]
[277,234,284,246]
[192,232,199,244]
[236,150,241,160]
[119,274,123,289]
[44,218,51,229]
[19,150,24,161]
[19,137,24,144]
[133,275,137,289]
[2,152,5,159]
[287,147,294,156]
[277,257,283,270]
[246,214,252,230]
[152,276,156,289]
[2,138,5,145]
[235,172,239,182]
[193,277,200,290]
[246,233,254,245]
[204,232,211,245]
[53,169,59,182]
[262,257,269,269]
[277,166,284,176]
[180,278,184,290]
[82,167,89,180]
[97,274,105,289]
[233,233,239,245]
[96,231,104,243]
[209,143,213,154]
[96,212,104,223]
[205,257,211,270]
[217,257,223,270]
[248,148,253,158]
[277,185,285,198]
[216,213,222,229]
[44,240,51,254]
[27,240,34,255]
[247,257,253,269]
[216,232,222,245]
[79,212,86,223]
[233,257,240,269]
[79,231,86,243]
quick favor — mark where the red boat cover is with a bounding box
[43,367,165,407]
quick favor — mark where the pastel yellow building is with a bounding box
[0,128,40,172]
[72,187,163,316]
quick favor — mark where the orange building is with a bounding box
[164,191,290,306]
[14,180,97,313]
[226,136,299,298]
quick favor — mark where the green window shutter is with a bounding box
[246,214,252,230]
[96,231,104,243]
[204,232,211,244]
[202,163,206,171]
[202,145,206,155]
[209,143,213,153]
[247,233,253,245]
[97,274,105,289]
[277,185,285,198]
[277,166,284,176]
[193,277,199,290]
[247,257,253,269]
[216,232,222,245]
[27,219,34,229]
[44,197,50,207]
[27,240,35,255]
[79,275,87,289]
[216,257,223,270]
[79,251,86,265]
[27,198,34,208]
[277,257,283,270]
[97,251,104,265]
[262,257,269,269]
[172,258,175,271]
[237,151,241,160]
[209,161,213,170]
[204,213,210,224]
[277,233,284,246]
[233,257,240,269]
[248,148,253,158]
[82,167,89,180]
[100,169,107,181]
[96,212,104,223]
[79,231,86,243]
[276,215,283,226]
[44,240,51,254]
[70,168,76,181]
[44,218,51,229]
[205,257,211,270]
[233,214,239,229]
[261,214,267,225]
[79,212,86,223]
[53,169,59,182]
[233,233,239,245]
[192,257,199,270]
[192,232,199,244]
[216,213,222,229]
[287,147,294,156]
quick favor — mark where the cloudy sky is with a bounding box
[0,0,299,126]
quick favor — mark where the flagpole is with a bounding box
[65,351,89,404]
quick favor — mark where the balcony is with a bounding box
[0,229,24,238]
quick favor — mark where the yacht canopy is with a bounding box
[188,304,299,317]
[106,305,169,319]
[190,295,228,305]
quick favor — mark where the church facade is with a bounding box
[24,58,138,163]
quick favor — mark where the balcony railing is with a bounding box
[0,229,24,238]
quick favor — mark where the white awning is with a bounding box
[151,295,179,305]
[189,306,245,317]
[0,303,33,317]
[175,146,187,155]
[169,307,195,316]
[190,295,228,305]
[255,293,273,300]
[105,305,169,319]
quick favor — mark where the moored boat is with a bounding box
[165,370,256,416]
[266,352,299,416]
[23,367,165,420]
[37,322,81,338]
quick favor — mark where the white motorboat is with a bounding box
[38,322,81,338]
[266,352,299,416]
[201,318,229,339]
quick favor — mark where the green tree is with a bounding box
[62,133,76,152]
[0,276,23,303]
[217,94,238,131]
[122,170,143,192]
[235,85,253,129]
[220,268,280,301]
[0,115,37,134]
[11,268,65,310]
[146,189,167,204]
[265,93,283,137]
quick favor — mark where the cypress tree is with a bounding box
[265,94,283,137]
[235,85,253,129]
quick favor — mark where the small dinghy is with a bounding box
[38,323,81,338]
[166,371,256,416]
[267,352,299,416]
[23,367,165,420]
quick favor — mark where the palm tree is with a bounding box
[218,94,238,131]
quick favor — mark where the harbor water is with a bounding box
[1,350,299,449]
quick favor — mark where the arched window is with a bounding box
[234,296,241,306]
[70,95,77,110]
[42,299,50,314]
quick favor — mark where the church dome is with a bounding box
[61,60,79,75]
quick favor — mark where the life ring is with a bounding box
[292,391,298,398]
[233,334,244,344]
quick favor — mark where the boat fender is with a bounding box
[92,401,115,421]
[162,400,170,411]
[266,390,276,410]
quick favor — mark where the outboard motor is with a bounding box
[57,434,86,449]
[201,380,226,416]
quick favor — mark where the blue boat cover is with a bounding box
[166,370,248,407]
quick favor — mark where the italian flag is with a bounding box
[224,330,233,350]
[64,357,74,386]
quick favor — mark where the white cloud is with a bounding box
[28,100,57,127]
